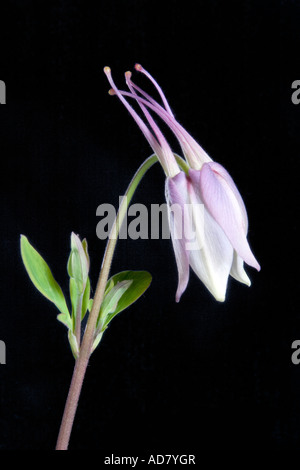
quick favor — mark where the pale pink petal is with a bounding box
[165,172,190,302]
[190,165,260,271]
[230,251,251,286]
[186,178,234,301]
[207,162,248,232]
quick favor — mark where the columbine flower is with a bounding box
[104,65,260,302]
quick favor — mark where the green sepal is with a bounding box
[69,277,78,317]
[67,233,89,294]
[81,238,90,269]
[67,233,91,334]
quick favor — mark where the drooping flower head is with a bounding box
[104,64,260,302]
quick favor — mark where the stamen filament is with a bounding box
[116,86,211,169]
[104,67,180,178]
[125,72,176,168]
[104,67,162,159]
[124,72,211,167]
[135,64,174,118]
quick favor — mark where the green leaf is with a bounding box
[88,298,93,312]
[20,235,70,316]
[91,331,103,353]
[57,312,72,330]
[69,275,91,330]
[99,280,133,321]
[81,276,91,320]
[81,238,90,269]
[104,277,115,297]
[68,329,79,359]
[99,270,152,330]
[69,277,79,330]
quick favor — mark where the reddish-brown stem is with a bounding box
[55,155,160,450]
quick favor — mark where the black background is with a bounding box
[0,0,299,451]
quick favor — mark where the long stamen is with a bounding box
[135,63,174,118]
[125,71,175,165]
[104,67,179,177]
[104,66,161,157]
[125,74,194,156]
[114,84,211,169]
[125,71,159,138]
[108,66,198,165]
[126,72,211,166]
[126,74,169,118]
[131,68,212,168]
